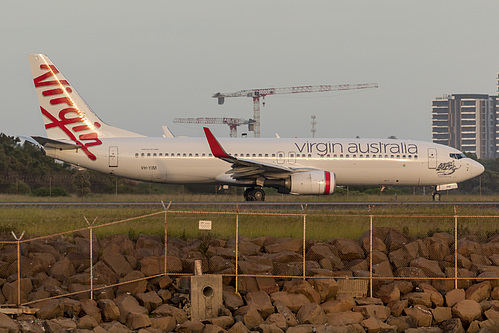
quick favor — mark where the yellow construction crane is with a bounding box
[173,117,254,138]
[213,83,378,137]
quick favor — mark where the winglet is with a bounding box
[203,127,231,159]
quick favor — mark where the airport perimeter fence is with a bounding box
[0,203,498,308]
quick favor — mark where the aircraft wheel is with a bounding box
[244,188,254,201]
[432,191,441,201]
[252,188,266,201]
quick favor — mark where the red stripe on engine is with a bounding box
[324,171,331,194]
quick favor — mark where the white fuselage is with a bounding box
[44,137,484,187]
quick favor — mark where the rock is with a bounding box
[386,316,417,332]
[92,260,119,285]
[353,304,391,321]
[101,252,133,278]
[223,286,244,311]
[270,292,310,313]
[0,312,18,332]
[150,316,176,332]
[115,294,149,324]
[126,312,152,330]
[308,278,338,302]
[330,238,365,261]
[373,260,394,277]
[99,320,132,332]
[49,257,76,281]
[320,295,355,314]
[264,238,302,254]
[273,300,299,327]
[361,317,397,333]
[233,305,264,331]
[431,307,452,324]
[465,281,492,303]
[410,257,445,278]
[418,283,444,307]
[325,311,363,326]
[78,314,99,330]
[296,303,326,325]
[388,299,408,317]
[136,291,163,312]
[264,313,288,331]
[405,292,433,308]
[117,270,147,294]
[445,288,465,307]
[80,298,102,323]
[151,304,188,325]
[203,324,229,333]
[285,280,321,304]
[210,256,234,273]
[424,237,451,261]
[33,299,63,320]
[438,318,465,333]
[227,321,250,333]
[245,290,275,319]
[452,299,482,325]
[375,284,400,304]
[404,304,433,327]
[98,299,121,322]
[209,316,234,330]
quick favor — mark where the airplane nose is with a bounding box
[471,160,485,177]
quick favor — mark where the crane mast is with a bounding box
[213,82,378,137]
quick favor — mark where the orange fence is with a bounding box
[0,203,497,307]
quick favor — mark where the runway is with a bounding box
[1,200,498,210]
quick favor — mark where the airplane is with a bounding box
[28,54,485,202]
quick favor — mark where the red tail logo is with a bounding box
[34,64,102,161]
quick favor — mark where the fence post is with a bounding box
[454,206,458,290]
[235,204,239,293]
[301,204,307,280]
[161,201,172,276]
[369,205,374,298]
[84,217,97,300]
[11,231,25,307]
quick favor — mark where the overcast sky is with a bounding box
[2,0,499,141]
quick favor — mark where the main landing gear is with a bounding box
[244,187,266,201]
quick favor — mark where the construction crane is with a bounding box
[173,117,254,138]
[213,83,379,137]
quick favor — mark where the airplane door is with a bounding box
[428,148,437,169]
[109,146,118,167]
[277,151,285,164]
[288,151,296,164]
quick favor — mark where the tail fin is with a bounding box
[28,54,145,144]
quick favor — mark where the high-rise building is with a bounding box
[431,94,498,159]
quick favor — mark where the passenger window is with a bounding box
[265,154,268,157]
[147,153,151,157]
[135,153,139,158]
[153,153,157,157]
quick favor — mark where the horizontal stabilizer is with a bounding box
[32,136,81,150]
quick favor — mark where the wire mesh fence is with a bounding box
[0,203,497,308]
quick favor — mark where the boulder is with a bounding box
[117,270,147,294]
[308,278,338,302]
[245,290,275,319]
[404,304,433,327]
[0,312,18,332]
[101,252,133,278]
[150,316,176,332]
[126,312,151,330]
[320,296,355,314]
[465,281,491,303]
[330,238,365,261]
[445,288,465,307]
[270,291,310,313]
[325,311,363,326]
[410,257,445,277]
[136,291,163,312]
[296,303,326,325]
[233,305,264,331]
[151,303,188,325]
[273,300,299,327]
[452,299,482,325]
[438,318,465,333]
[361,317,397,333]
[80,298,102,323]
[98,299,120,322]
[264,238,302,254]
[264,313,288,331]
[285,280,321,304]
[431,307,452,324]
[115,294,148,324]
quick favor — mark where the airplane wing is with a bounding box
[203,127,309,180]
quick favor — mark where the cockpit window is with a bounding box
[450,153,466,159]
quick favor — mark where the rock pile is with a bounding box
[0,227,497,332]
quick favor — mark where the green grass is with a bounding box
[0,194,497,242]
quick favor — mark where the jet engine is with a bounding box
[286,171,336,195]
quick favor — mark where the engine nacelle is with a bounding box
[289,171,336,195]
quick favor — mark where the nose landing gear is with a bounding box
[432,190,441,201]
[244,187,266,201]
